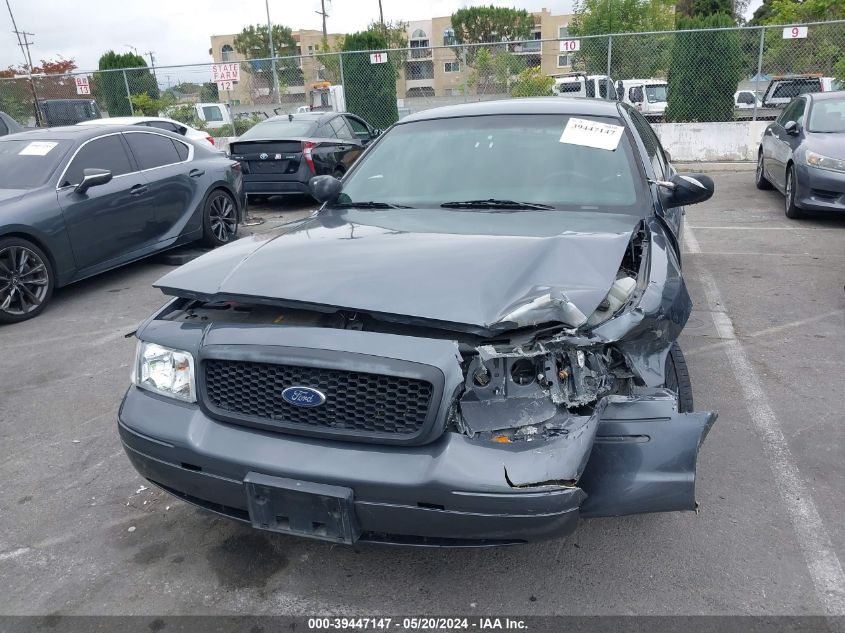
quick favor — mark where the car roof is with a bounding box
[78,116,171,125]
[400,98,623,124]
[0,124,178,141]
[805,90,845,102]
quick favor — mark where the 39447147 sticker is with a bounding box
[19,141,59,156]
[559,117,624,151]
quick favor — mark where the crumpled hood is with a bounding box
[155,207,642,331]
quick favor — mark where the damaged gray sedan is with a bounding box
[119,98,717,545]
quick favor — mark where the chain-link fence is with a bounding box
[2,19,843,134]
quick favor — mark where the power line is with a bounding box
[316,0,329,40]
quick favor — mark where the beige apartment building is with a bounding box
[209,8,572,106]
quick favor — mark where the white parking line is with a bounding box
[0,547,30,561]
[686,225,845,615]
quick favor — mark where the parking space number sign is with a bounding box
[560,39,581,52]
[370,53,387,64]
[783,26,808,39]
[75,76,90,95]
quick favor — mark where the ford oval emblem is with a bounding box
[259,152,269,160]
[281,386,326,407]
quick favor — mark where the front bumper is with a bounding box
[119,385,715,546]
[795,163,845,212]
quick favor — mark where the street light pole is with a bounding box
[265,0,281,104]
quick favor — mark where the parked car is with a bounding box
[761,75,841,109]
[120,98,718,546]
[0,111,23,136]
[0,125,245,323]
[165,102,234,130]
[39,99,102,126]
[229,111,379,201]
[616,78,667,119]
[77,116,216,146]
[756,91,845,218]
[734,90,763,110]
[552,73,616,100]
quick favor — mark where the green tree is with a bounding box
[233,24,301,92]
[510,66,555,96]
[450,6,534,67]
[665,13,744,121]
[96,51,159,116]
[758,0,844,77]
[570,0,675,79]
[342,30,398,129]
[469,47,526,94]
[200,82,219,101]
[129,92,176,116]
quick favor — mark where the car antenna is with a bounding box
[288,114,293,122]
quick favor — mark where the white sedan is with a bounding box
[77,116,216,146]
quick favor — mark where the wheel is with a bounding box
[202,190,239,247]
[664,342,694,413]
[784,165,805,219]
[755,151,773,190]
[0,237,54,324]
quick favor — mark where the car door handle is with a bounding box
[130,184,149,196]
[189,169,205,178]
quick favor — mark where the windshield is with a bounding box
[646,84,667,103]
[337,114,646,213]
[0,139,71,189]
[809,99,845,133]
[238,118,318,140]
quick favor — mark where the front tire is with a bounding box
[0,237,54,324]
[664,342,694,413]
[755,152,773,190]
[784,165,805,219]
[202,190,239,247]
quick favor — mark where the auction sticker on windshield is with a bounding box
[560,118,624,151]
[18,141,58,156]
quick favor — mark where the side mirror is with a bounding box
[664,173,714,208]
[784,120,800,135]
[308,174,343,204]
[74,168,112,194]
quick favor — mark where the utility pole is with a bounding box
[144,50,157,84]
[316,0,329,40]
[5,0,41,125]
[265,0,281,104]
[378,0,384,30]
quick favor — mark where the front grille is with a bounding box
[204,359,434,438]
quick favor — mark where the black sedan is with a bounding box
[756,91,845,218]
[229,111,378,201]
[0,125,245,323]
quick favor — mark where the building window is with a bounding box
[558,54,574,67]
[410,29,431,59]
[406,60,434,80]
[443,28,456,45]
[444,61,460,73]
[221,44,234,62]
[558,26,570,39]
[308,45,314,55]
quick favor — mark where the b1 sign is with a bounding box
[783,26,808,39]
[212,63,240,83]
[369,52,387,64]
[559,39,581,52]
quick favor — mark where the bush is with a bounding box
[665,14,743,122]
[510,66,555,97]
[341,31,399,129]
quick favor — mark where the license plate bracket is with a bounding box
[244,473,360,544]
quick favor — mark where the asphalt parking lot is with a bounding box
[1,173,843,616]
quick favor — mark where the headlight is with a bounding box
[133,341,196,402]
[805,151,845,173]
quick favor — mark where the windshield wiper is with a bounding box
[440,198,555,210]
[330,201,412,209]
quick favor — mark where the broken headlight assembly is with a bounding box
[132,341,196,402]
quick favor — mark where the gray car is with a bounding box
[756,91,845,218]
[120,99,718,546]
[0,125,245,323]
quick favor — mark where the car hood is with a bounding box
[155,207,643,332]
[805,132,845,159]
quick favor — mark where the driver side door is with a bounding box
[57,133,157,272]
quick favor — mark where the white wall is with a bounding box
[653,121,768,163]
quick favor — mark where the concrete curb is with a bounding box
[675,162,755,172]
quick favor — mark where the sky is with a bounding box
[2,0,577,72]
